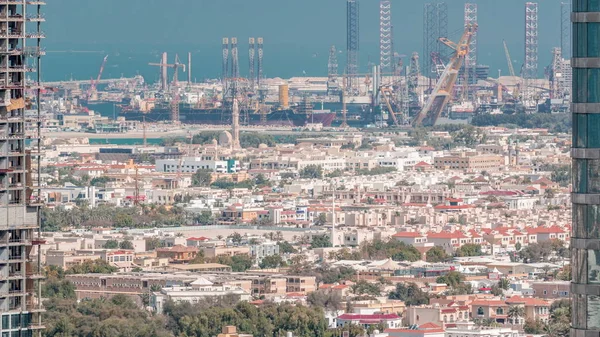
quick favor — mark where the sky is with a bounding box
[42,0,566,81]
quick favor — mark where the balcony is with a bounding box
[0,31,24,39]
[4,15,25,22]
[25,31,45,39]
[26,14,45,22]
[7,238,32,246]
[0,65,35,73]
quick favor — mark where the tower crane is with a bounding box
[86,55,108,101]
[413,24,477,127]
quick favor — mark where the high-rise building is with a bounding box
[0,0,45,335]
[572,1,600,335]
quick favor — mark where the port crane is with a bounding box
[503,40,516,77]
[413,24,477,127]
[379,86,401,126]
[86,55,108,101]
[149,54,186,123]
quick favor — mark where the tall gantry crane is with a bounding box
[413,24,477,127]
[86,55,108,101]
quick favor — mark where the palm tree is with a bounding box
[498,278,510,290]
[507,305,525,325]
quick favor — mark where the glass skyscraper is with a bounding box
[572,1,600,336]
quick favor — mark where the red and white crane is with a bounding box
[86,55,108,101]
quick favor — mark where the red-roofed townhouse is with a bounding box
[156,245,198,263]
[319,283,351,299]
[505,296,550,323]
[336,313,402,329]
[414,161,434,172]
[467,230,484,245]
[406,304,470,328]
[186,236,210,247]
[526,226,569,243]
[393,232,428,246]
[471,298,509,324]
[426,232,471,254]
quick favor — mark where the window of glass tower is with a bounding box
[572,68,600,104]
[589,295,600,329]
[573,204,600,238]
[589,250,600,283]
[574,0,600,12]
[573,159,600,192]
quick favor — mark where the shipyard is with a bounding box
[4,1,590,337]
[39,1,569,136]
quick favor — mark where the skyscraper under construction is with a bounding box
[0,0,45,336]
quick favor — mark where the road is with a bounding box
[45,126,352,139]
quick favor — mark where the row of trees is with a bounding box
[42,204,189,231]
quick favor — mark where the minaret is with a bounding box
[232,98,241,149]
[332,184,336,247]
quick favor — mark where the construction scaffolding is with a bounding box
[524,2,539,104]
[257,37,264,87]
[463,3,477,100]
[222,38,229,91]
[346,0,360,94]
[230,37,239,80]
[408,52,421,109]
[249,38,255,91]
[327,45,339,94]
[379,1,394,74]
[423,2,448,81]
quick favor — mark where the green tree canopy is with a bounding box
[426,246,450,262]
[388,282,430,306]
[455,243,483,257]
[259,255,285,269]
[65,259,118,275]
[192,169,213,187]
[300,165,323,179]
[104,240,119,249]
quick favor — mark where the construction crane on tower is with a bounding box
[86,55,108,101]
[413,24,477,127]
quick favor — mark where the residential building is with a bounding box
[155,245,198,263]
[434,154,504,171]
[445,324,519,337]
[531,281,570,299]
[249,241,279,263]
[152,277,251,313]
[336,313,402,329]
[155,157,240,174]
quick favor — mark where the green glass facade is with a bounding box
[573,2,600,337]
